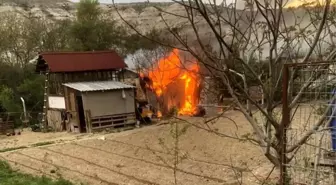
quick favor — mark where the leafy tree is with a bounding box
[40,20,73,51]
[0,63,24,89]
[76,0,100,21]
[17,76,44,113]
[0,86,20,112]
[69,0,125,52]
[0,0,159,120]
[0,13,50,67]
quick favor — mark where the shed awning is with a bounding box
[63,81,135,92]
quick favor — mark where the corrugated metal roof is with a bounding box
[39,51,126,73]
[63,81,135,92]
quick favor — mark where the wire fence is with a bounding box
[0,111,42,128]
[283,63,336,185]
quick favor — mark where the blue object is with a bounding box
[330,120,336,151]
[330,89,336,151]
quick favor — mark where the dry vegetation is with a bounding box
[1,105,333,185]
[0,111,279,185]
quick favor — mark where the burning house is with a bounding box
[139,48,263,117]
[140,49,202,116]
[34,51,136,133]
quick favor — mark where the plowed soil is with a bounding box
[0,111,278,185]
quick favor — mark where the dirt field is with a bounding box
[0,129,93,150]
[0,111,278,185]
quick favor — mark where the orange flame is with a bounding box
[157,111,162,118]
[145,49,200,116]
[178,65,199,115]
[139,72,145,78]
[148,49,181,96]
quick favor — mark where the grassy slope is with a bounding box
[0,161,73,185]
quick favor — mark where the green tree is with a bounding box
[69,0,124,52]
[17,76,44,113]
[40,20,72,51]
[76,0,100,22]
[0,86,20,112]
[0,1,159,118]
[0,63,24,90]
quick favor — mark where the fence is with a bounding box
[0,113,14,134]
[0,112,42,133]
[281,62,336,185]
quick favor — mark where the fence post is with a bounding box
[85,110,92,133]
[280,64,290,185]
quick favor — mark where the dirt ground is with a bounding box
[0,110,278,185]
[0,129,92,150]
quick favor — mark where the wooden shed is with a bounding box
[63,81,136,133]
[34,50,128,131]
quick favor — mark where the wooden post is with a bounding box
[5,112,10,123]
[333,159,336,184]
[280,65,290,185]
[6,113,13,134]
[42,72,50,133]
[84,110,88,133]
[85,110,92,133]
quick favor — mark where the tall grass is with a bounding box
[0,160,73,185]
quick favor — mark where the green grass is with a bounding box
[0,141,56,154]
[31,141,55,147]
[0,160,74,185]
[0,146,28,153]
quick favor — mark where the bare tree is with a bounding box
[115,0,336,171]
[0,13,51,67]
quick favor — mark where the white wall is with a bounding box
[82,89,135,117]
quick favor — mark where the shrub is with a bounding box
[0,160,73,185]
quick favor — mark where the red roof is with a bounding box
[40,51,126,73]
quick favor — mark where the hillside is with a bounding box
[0,1,190,34]
[0,1,320,33]
[0,0,334,60]
[0,0,75,20]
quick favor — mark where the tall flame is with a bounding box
[148,49,181,96]
[145,49,200,115]
[178,65,199,115]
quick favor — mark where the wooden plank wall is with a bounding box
[49,70,121,96]
[47,110,64,132]
[63,87,80,132]
[90,112,136,131]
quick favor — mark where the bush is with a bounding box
[0,160,73,185]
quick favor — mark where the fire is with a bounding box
[144,49,200,116]
[285,0,336,8]
[178,65,199,115]
[157,111,162,118]
[147,49,181,96]
[139,72,145,78]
